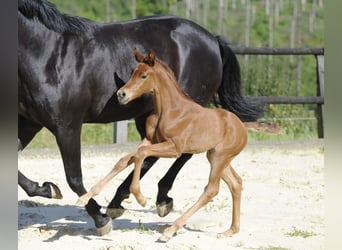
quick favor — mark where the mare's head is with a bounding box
[117,48,159,105]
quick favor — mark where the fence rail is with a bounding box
[114,46,325,143]
[231,47,324,55]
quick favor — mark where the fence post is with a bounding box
[113,121,128,144]
[315,54,324,138]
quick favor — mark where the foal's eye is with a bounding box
[141,75,147,80]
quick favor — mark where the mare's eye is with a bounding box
[141,75,147,79]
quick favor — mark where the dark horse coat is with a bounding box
[18,0,262,234]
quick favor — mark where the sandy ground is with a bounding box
[18,140,324,250]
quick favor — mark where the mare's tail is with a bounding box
[216,35,264,122]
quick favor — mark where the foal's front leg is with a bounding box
[77,138,152,206]
[129,140,180,207]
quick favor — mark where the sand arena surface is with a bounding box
[18,140,324,250]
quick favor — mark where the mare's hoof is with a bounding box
[156,199,173,217]
[106,206,126,219]
[95,217,113,236]
[43,182,62,199]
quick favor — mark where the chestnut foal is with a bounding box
[78,49,247,241]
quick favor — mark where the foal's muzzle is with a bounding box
[117,90,129,105]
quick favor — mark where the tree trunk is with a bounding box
[217,0,224,34]
[244,0,250,63]
[185,0,192,19]
[106,0,111,22]
[309,0,317,33]
[131,0,136,19]
[290,1,298,63]
[203,0,210,27]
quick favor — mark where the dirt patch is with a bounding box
[18,140,324,249]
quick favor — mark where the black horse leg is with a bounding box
[55,125,111,235]
[156,153,193,217]
[18,115,62,199]
[107,156,158,218]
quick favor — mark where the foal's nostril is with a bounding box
[117,90,128,104]
[118,91,126,98]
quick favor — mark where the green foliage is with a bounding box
[136,0,169,17]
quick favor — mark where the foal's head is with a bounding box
[117,48,159,105]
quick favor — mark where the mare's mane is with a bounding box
[18,0,96,35]
[153,59,193,102]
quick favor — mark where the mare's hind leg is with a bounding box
[18,115,62,199]
[219,164,243,237]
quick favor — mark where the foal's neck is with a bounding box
[152,65,190,117]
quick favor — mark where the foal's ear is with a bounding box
[134,48,145,63]
[144,49,156,67]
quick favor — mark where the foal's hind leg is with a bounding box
[160,150,231,241]
[219,164,243,237]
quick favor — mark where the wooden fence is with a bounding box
[114,47,324,143]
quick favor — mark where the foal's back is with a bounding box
[168,100,247,155]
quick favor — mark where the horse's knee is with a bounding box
[204,185,219,201]
[135,147,148,160]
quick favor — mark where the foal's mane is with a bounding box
[153,59,193,101]
[18,0,97,35]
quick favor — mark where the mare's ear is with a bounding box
[144,49,156,67]
[134,48,145,62]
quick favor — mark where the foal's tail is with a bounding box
[244,122,283,134]
[216,35,264,122]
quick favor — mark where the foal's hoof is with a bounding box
[157,227,175,242]
[43,182,62,199]
[156,199,173,217]
[139,197,147,207]
[157,234,172,243]
[76,196,89,206]
[96,218,113,236]
[106,206,126,219]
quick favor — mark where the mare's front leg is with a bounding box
[55,125,112,236]
[130,140,180,207]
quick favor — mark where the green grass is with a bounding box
[285,226,317,238]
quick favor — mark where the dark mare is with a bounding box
[18,0,262,234]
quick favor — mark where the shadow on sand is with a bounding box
[18,200,174,242]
